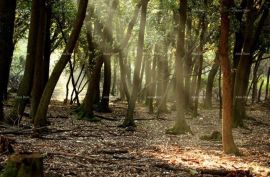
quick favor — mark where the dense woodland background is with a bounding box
[0,0,269,176]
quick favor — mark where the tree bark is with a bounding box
[205,52,219,108]
[265,67,270,100]
[167,0,191,134]
[33,0,88,129]
[233,0,269,127]
[0,0,17,122]
[219,0,238,154]
[122,0,149,127]
[257,80,264,102]
[31,0,47,119]
[13,0,40,120]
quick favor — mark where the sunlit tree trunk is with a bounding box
[149,50,157,113]
[205,52,219,108]
[0,0,17,122]
[100,0,118,112]
[122,0,149,127]
[33,0,88,129]
[219,0,238,154]
[257,80,264,103]
[167,0,191,134]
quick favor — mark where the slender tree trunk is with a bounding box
[100,0,118,112]
[219,0,238,154]
[33,0,88,129]
[122,0,149,127]
[149,50,157,113]
[100,55,111,112]
[13,0,40,119]
[265,67,270,100]
[257,80,264,102]
[167,0,191,135]
[205,52,219,108]
[117,1,143,102]
[0,0,17,122]
[31,0,47,119]
[144,52,151,106]
[81,56,104,118]
[111,58,117,96]
[251,59,261,103]
[43,3,52,88]
[194,4,207,116]
[184,15,192,110]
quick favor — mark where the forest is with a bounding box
[0,0,269,176]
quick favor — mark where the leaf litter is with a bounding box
[0,101,269,177]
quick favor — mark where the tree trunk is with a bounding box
[2,153,44,177]
[81,56,104,119]
[100,0,118,112]
[100,55,111,112]
[117,1,143,102]
[111,58,117,96]
[233,0,269,127]
[219,0,238,154]
[33,0,88,129]
[265,67,270,100]
[184,15,192,110]
[167,0,191,135]
[31,0,47,119]
[257,80,264,102]
[122,0,149,127]
[13,0,40,120]
[251,59,261,103]
[0,0,17,122]
[205,52,219,108]
[194,4,207,116]
[157,45,169,113]
[149,50,157,113]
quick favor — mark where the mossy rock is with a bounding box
[200,131,222,141]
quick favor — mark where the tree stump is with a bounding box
[1,152,44,177]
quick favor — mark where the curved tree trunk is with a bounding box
[0,0,17,122]
[33,0,88,129]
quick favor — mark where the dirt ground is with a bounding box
[1,101,270,177]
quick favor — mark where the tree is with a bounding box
[0,0,17,122]
[232,0,269,127]
[219,0,238,154]
[167,0,191,135]
[33,0,88,129]
[205,52,219,108]
[121,0,149,127]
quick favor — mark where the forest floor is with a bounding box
[0,101,270,177]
